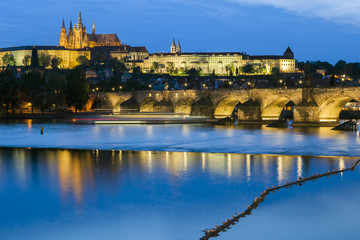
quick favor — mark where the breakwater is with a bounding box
[200,159,360,240]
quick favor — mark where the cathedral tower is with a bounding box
[59,18,68,46]
[171,39,176,53]
[92,20,95,36]
[176,39,181,53]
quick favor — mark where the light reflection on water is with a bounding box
[0,122,360,156]
[0,148,359,240]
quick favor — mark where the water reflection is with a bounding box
[0,148,359,240]
[0,148,356,206]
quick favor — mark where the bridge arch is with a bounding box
[214,98,244,118]
[140,97,156,112]
[261,97,293,121]
[174,98,196,115]
[318,95,360,123]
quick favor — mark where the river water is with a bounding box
[0,121,360,240]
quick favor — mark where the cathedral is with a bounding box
[59,11,121,49]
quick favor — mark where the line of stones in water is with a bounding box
[200,159,360,240]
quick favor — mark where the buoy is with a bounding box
[40,127,44,134]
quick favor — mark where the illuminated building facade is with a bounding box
[0,46,91,69]
[59,11,121,49]
[138,42,296,75]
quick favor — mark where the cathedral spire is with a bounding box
[171,39,176,53]
[69,20,73,30]
[77,10,83,28]
[61,18,65,29]
[176,39,181,53]
[92,20,95,35]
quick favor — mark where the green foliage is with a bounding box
[51,57,62,69]
[22,71,46,112]
[66,68,89,112]
[150,62,160,73]
[46,71,66,108]
[76,56,91,68]
[255,64,267,74]
[105,76,122,91]
[38,53,51,68]
[187,68,200,77]
[242,64,254,74]
[334,60,346,75]
[122,78,146,92]
[110,58,127,76]
[166,62,175,74]
[22,55,31,66]
[2,53,16,66]
[133,66,142,77]
[0,69,20,113]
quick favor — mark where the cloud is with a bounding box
[229,0,360,25]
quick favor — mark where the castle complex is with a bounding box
[0,12,296,75]
[59,11,121,49]
[137,41,295,74]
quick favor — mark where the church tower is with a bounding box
[176,39,181,53]
[67,20,74,48]
[92,20,95,36]
[171,39,176,53]
[59,18,68,47]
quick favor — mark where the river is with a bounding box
[0,121,359,240]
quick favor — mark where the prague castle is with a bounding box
[137,40,295,75]
[59,11,121,49]
[0,12,295,75]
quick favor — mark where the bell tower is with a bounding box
[171,39,176,53]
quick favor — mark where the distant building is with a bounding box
[137,41,296,75]
[0,46,90,69]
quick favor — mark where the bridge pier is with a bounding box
[237,100,262,124]
[293,104,339,127]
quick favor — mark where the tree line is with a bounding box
[297,60,360,78]
[0,67,89,115]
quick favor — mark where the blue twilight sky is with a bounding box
[0,0,360,63]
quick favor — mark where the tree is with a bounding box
[0,69,20,114]
[46,71,66,109]
[105,76,121,92]
[187,68,200,77]
[66,68,89,112]
[133,66,142,77]
[2,53,16,66]
[51,56,62,69]
[110,58,127,76]
[38,53,51,68]
[22,55,31,66]
[150,61,160,74]
[76,55,91,68]
[22,71,46,113]
[122,78,146,92]
[166,62,175,74]
[242,64,254,74]
[256,64,267,74]
[334,60,346,75]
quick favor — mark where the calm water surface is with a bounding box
[0,149,359,240]
[0,120,359,156]
[0,121,360,239]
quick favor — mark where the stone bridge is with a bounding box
[87,87,360,126]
